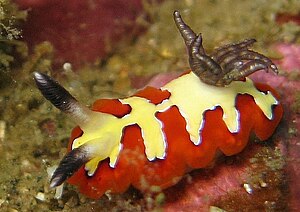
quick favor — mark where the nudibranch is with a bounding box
[34,11,283,199]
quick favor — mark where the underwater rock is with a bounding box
[275,43,300,212]
[16,0,144,69]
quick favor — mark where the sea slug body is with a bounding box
[34,11,283,199]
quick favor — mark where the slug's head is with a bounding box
[34,72,113,188]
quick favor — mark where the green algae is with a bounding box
[291,91,300,114]
[0,0,27,83]
[0,0,299,211]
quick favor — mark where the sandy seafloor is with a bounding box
[0,0,299,211]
